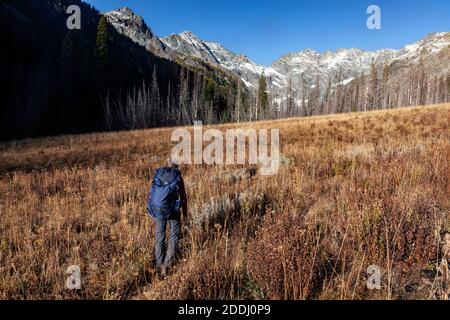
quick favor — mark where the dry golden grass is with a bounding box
[0,104,449,300]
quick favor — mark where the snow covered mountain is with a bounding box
[162,30,450,94]
[273,32,450,91]
[393,32,450,62]
[103,7,450,95]
[272,48,397,91]
[161,31,286,91]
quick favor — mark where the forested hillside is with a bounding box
[1,0,449,141]
[0,0,240,141]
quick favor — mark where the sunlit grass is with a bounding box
[0,104,449,300]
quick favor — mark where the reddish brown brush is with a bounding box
[0,104,449,300]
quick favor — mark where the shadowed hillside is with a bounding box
[0,0,240,141]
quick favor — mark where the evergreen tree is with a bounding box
[95,16,109,70]
[235,79,242,123]
[258,72,269,114]
[202,76,215,105]
[60,31,81,72]
[286,78,294,117]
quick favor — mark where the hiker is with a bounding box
[147,159,188,277]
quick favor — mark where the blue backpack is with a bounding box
[147,168,182,219]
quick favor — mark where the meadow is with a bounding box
[0,104,449,300]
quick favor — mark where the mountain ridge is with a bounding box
[104,7,450,96]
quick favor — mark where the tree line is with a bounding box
[112,56,450,131]
[268,59,450,119]
[0,0,237,140]
[1,0,449,141]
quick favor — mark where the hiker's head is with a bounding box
[167,158,180,169]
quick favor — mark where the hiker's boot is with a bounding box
[160,266,168,279]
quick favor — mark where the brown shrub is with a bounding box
[1,104,449,300]
[247,211,327,300]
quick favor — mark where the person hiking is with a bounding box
[147,159,188,278]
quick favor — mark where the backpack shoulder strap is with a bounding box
[167,168,181,186]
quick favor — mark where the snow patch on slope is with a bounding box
[162,31,286,91]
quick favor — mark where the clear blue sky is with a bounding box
[84,0,450,66]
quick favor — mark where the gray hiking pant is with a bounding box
[154,217,181,269]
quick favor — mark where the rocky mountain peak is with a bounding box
[104,7,171,59]
[105,7,450,95]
